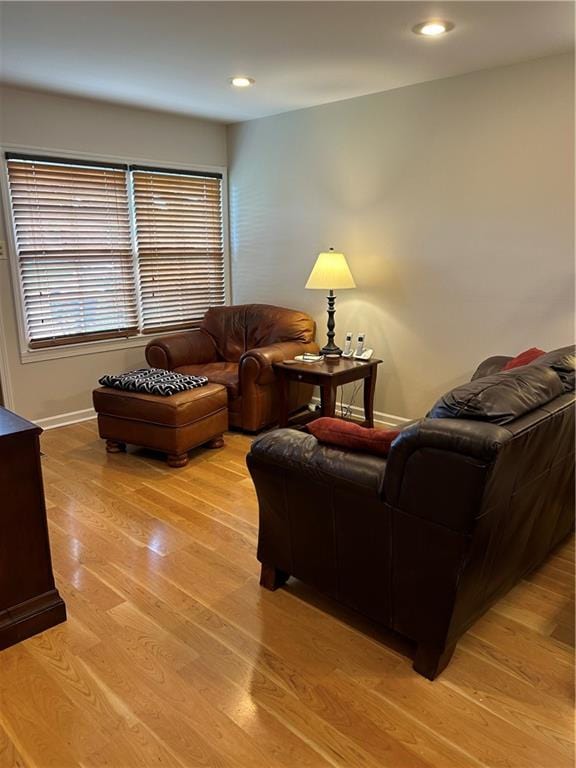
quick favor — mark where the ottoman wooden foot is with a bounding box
[206,435,224,449]
[106,440,126,453]
[167,452,189,468]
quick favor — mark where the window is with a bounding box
[6,156,138,348]
[5,154,225,350]
[132,167,225,333]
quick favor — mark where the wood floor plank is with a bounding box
[467,612,574,700]
[133,482,258,568]
[51,477,192,555]
[92,559,468,768]
[80,635,289,768]
[0,721,29,768]
[1,420,571,768]
[445,641,574,756]
[0,646,114,766]
[492,579,574,635]
[366,667,571,768]
[88,562,381,768]
[78,642,234,768]
[141,476,258,538]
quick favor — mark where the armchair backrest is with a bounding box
[201,304,315,361]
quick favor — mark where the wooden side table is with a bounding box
[273,357,382,428]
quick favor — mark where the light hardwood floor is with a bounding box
[0,419,573,768]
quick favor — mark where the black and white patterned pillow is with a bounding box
[99,368,208,397]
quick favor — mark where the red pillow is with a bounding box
[307,417,401,457]
[503,347,546,370]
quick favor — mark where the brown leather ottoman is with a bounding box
[92,383,228,467]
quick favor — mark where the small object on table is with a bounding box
[273,356,382,428]
[294,353,323,363]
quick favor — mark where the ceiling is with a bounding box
[0,1,573,123]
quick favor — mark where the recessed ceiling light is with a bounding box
[230,76,255,88]
[412,20,454,37]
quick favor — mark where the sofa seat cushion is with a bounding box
[428,365,563,425]
[175,362,240,398]
[93,382,227,428]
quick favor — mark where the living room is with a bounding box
[0,1,574,766]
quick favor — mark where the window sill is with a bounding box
[19,333,156,364]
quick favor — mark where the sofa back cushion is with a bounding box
[532,345,575,393]
[472,345,575,389]
[428,365,563,425]
[201,304,315,361]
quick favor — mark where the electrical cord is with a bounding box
[339,381,362,419]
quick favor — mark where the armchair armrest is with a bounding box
[145,330,218,370]
[471,355,512,381]
[240,340,320,385]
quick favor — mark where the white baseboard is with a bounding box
[310,397,410,428]
[36,407,96,431]
[34,400,408,432]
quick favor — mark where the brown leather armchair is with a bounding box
[247,346,575,678]
[145,304,319,431]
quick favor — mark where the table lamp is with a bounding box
[305,247,356,356]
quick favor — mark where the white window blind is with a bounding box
[6,155,138,348]
[131,167,225,333]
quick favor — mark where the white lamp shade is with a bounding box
[305,250,356,290]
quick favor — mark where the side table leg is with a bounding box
[363,366,377,427]
[278,370,290,427]
[320,381,337,418]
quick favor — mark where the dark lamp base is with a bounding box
[321,344,342,357]
[322,289,342,358]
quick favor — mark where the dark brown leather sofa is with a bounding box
[146,304,319,432]
[247,346,575,679]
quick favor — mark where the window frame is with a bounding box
[0,144,230,364]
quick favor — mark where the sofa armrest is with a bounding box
[248,428,386,496]
[384,417,511,531]
[471,355,512,381]
[240,340,320,385]
[145,330,219,370]
[248,429,389,606]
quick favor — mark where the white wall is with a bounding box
[0,85,227,424]
[228,54,574,419]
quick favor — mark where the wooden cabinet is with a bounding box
[0,407,66,649]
